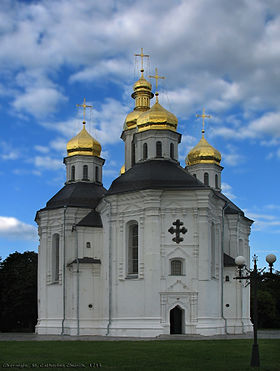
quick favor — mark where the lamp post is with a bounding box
[234,253,277,368]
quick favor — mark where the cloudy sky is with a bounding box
[0,0,279,270]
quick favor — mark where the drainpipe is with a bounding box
[238,214,245,334]
[103,198,112,336]
[72,223,80,336]
[221,202,229,334]
[61,206,67,335]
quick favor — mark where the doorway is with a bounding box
[170,305,184,334]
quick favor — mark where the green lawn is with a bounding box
[0,340,279,370]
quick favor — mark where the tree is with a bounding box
[251,270,280,329]
[0,251,38,332]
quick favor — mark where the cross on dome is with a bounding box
[134,48,149,77]
[196,108,211,134]
[149,68,165,102]
[77,97,93,124]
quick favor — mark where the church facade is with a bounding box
[35,63,253,337]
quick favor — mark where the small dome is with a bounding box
[67,124,101,157]
[133,75,152,91]
[186,134,221,166]
[137,100,178,132]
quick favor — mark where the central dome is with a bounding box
[67,124,101,157]
[136,100,178,132]
[123,74,154,131]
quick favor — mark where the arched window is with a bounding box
[170,143,174,159]
[95,166,99,182]
[211,222,215,278]
[127,222,138,275]
[52,234,60,282]
[143,143,148,160]
[156,141,162,157]
[131,143,136,166]
[171,259,183,276]
[71,166,75,181]
[204,172,209,186]
[215,174,218,189]
[83,165,88,180]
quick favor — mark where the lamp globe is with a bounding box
[235,256,246,267]
[266,254,277,265]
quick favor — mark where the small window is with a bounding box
[86,242,91,248]
[83,165,88,180]
[215,174,218,189]
[71,166,75,181]
[193,174,197,178]
[170,143,174,159]
[225,275,230,282]
[131,143,136,166]
[95,166,99,182]
[204,172,209,186]
[127,223,138,275]
[52,234,60,282]
[171,259,183,276]
[156,141,162,157]
[143,143,148,160]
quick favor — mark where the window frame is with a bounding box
[127,221,139,277]
[170,258,184,276]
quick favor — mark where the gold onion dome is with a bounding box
[67,123,101,157]
[137,96,178,133]
[123,73,154,130]
[186,133,221,166]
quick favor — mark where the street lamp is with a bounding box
[234,253,277,368]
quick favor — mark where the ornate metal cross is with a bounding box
[135,47,149,75]
[77,97,92,124]
[168,219,187,244]
[196,107,211,134]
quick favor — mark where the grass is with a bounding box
[0,339,279,370]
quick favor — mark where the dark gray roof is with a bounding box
[224,253,236,267]
[77,210,103,228]
[214,190,254,222]
[67,257,101,266]
[40,182,106,211]
[107,160,207,195]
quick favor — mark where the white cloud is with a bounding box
[0,216,37,240]
[34,145,49,154]
[221,182,236,200]
[13,87,67,118]
[34,156,63,171]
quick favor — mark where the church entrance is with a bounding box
[170,305,184,334]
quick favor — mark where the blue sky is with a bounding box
[0,0,279,271]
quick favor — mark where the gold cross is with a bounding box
[135,48,149,75]
[149,68,165,101]
[196,108,211,133]
[77,98,92,124]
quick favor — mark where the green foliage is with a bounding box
[252,271,280,329]
[0,340,280,370]
[0,251,38,332]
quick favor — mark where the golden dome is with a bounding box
[67,123,101,157]
[124,73,154,130]
[186,134,221,166]
[137,98,178,133]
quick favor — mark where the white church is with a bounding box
[35,54,253,337]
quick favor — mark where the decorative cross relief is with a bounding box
[168,219,187,244]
